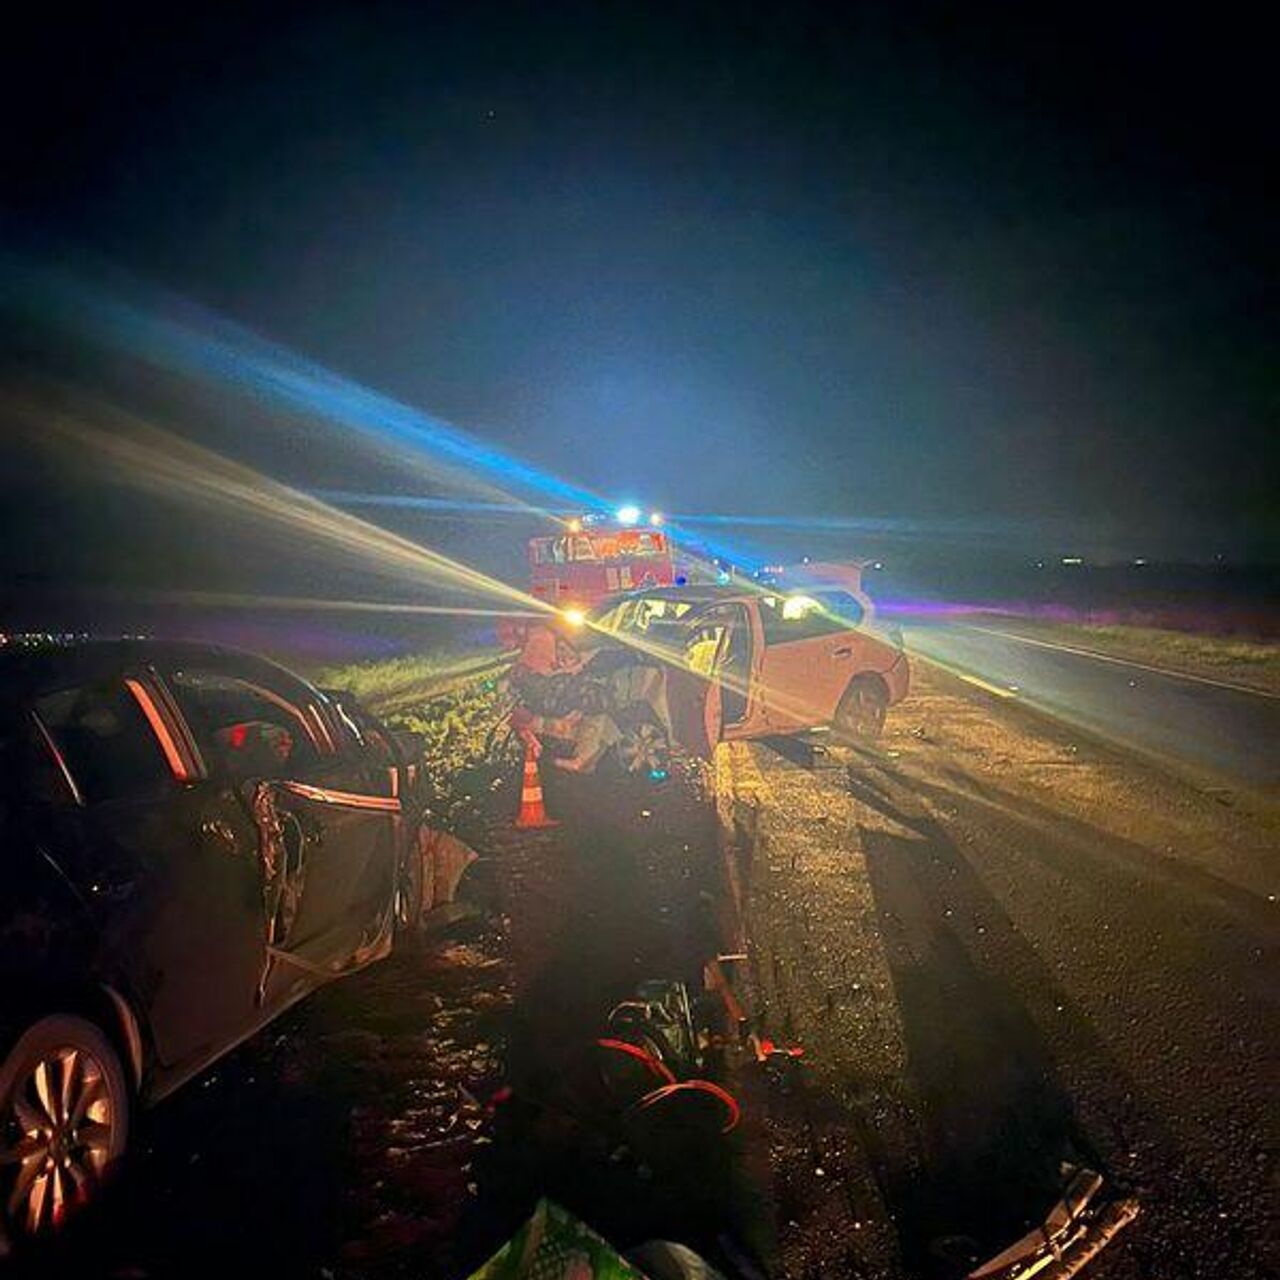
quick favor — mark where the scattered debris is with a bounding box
[965,1165,1139,1279]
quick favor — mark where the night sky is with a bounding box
[4,3,1277,575]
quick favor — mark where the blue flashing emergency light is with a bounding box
[616,504,641,526]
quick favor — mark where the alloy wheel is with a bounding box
[617,720,670,773]
[1,1045,114,1237]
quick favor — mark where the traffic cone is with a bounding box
[514,734,558,829]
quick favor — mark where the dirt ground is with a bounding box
[34,660,1278,1280]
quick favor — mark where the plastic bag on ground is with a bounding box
[465,1199,647,1279]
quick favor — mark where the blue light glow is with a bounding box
[11,260,603,514]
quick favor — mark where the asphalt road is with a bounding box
[903,622,1280,789]
[724,666,1278,1278]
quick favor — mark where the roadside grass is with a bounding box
[315,649,511,715]
[314,648,518,828]
[996,620,1280,695]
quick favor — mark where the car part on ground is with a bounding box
[962,1164,1139,1279]
[394,823,482,949]
[595,980,741,1139]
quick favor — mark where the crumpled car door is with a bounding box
[249,779,401,1005]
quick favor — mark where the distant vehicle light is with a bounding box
[1061,556,1084,566]
[616,504,641,526]
[649,512,664,526]
[562,607,586,627]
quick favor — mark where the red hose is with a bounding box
[629,1079,742,1134]
[595,1037,677,1085]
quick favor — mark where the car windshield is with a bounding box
[588,594,699,636]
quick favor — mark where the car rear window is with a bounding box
[760,590,864,643]
[34,683,174,804]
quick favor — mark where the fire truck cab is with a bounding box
[528,518,675,612]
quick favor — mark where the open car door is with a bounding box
[665,666,721,759]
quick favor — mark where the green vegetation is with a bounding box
[315,649,519,832]
[314,650,510,716]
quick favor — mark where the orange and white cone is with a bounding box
[514,733,558,829]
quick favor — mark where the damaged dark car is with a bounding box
[0,640,416,1253]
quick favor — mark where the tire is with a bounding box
[613,705,672,775]
[0,1014,130,1253]
[394,828,426,951]
[832,676,888,746]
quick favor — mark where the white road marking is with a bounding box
[966,626,1280,700]
[905,647,1020,697]
[954,670,1019,698]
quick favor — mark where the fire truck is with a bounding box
[528,511,677,613]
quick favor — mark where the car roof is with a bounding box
[0,637,312,699]
[596,581,862,610]
[595,584,753,610]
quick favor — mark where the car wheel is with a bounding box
[614,705,672,775]
[0,1015,130,1252]
[394,831,426,945]
[832,676,888,745]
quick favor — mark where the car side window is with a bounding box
[811,590,865,630]
[760,591,863,644]
[33,683,174,804]
[167,669,320,780]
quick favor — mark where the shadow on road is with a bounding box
[467,761,758,1270]
[847,766,1100,1273]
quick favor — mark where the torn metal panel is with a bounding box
[250,779,401,1002]
[417,827,478,915]
[967,1165,1139,1280]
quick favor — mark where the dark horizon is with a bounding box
[4,3,1278,595]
